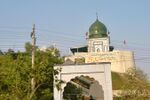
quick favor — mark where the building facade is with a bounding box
[65,18,135,73]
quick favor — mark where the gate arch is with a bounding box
[54,63,113,100]
[63,75,104,100]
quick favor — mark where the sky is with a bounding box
[0,0,150,77]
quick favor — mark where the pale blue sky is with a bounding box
[0,0,150,76]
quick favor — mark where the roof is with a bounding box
[89,19,108,38]
[70,45,88,54]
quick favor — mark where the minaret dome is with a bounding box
[89,18,108,39]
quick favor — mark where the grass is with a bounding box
[111,72,127,90]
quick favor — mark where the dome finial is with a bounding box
[89,14,108,38]
[96,12,98,20]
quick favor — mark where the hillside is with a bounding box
[112,72,128,90]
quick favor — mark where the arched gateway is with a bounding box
[63,75,104,100]
[54,62,113,100]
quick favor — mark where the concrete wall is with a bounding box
[65,50,135,73]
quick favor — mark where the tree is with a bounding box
[0,52,31,100]
[0,43,63,100]
[7,48,14,54]
[0,50,3,55]
[47,46,60,57]
[63,82,82,100]
[25,42,38,54]
[31,49,63,100]
[119,67,150,100]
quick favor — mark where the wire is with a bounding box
[0,27,149,54]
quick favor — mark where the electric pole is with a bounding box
[31,24,36,93]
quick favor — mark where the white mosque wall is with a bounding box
[54,63,113,100]
[88,37,110,52]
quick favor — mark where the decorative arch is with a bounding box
[63,75,104,100]
[54,63,113,100]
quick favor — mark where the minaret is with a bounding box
[88,18,110,53]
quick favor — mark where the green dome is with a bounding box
[89,19,108,38]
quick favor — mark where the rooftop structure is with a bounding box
[65,18,135,73]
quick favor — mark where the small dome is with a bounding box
[89,19,108,38]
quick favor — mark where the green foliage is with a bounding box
[0,42,63,100]
[75,57,85,64]
[112,72,127,90]
[25,42,38,54]
[114,67,150,100]
[7,48,15,54]
[63,82,82,100]
[0,50,3,55]
[33,49,63,99]
[0,52,31,100]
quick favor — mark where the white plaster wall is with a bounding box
[54,63,113,100]
[88,38,109,52]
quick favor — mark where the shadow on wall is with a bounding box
[63,75,104,100]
